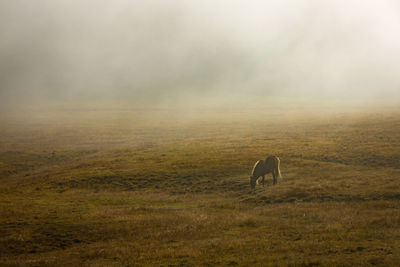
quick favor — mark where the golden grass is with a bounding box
[0,108,399,266]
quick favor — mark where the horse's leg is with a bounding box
[262,175,265,187]
[273,172,277,185]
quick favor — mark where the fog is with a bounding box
[1,0,400,109]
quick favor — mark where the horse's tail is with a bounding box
[275,157,281,178]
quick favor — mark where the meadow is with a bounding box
[1,107,399,266]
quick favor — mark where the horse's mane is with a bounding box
[251,159,263,176]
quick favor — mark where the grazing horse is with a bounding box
[250,156,281,189]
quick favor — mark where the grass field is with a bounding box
[1,107,399,266]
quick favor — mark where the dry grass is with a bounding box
[0,108,399,266]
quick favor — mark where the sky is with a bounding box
[1,0,400,108]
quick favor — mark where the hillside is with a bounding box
[1,109,399,266]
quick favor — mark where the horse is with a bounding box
[250,156,281,189]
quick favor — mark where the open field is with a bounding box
[1,108,400,266]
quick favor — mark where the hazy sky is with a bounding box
[1,0,400,107]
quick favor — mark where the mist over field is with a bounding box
[1,0,400,110]
[2,2,400,265]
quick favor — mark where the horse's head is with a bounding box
[249,176,256,189]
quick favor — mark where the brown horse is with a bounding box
[250,156,281,189]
